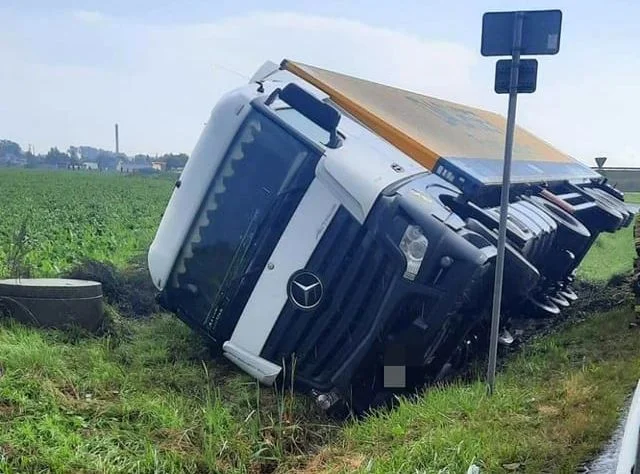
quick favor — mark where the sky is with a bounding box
[1,0,639,167]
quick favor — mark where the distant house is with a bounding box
[117,160,155,174]
[151,161,166,171]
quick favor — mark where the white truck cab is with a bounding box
[149,59,632,412]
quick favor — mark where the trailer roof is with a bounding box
[282,60,599,186]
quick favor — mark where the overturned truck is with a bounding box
[148,60,633,412]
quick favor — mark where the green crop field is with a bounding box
[0,169,637,473]
[0,169,174,276]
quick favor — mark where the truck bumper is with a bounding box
[259,183,499,396]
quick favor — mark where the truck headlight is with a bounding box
[400,225,428,280]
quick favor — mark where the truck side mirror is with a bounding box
[279,83,342,148]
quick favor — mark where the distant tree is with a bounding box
[67,147,81,169]
[45,147,70,168]
[0,140,191,171]
[0,140,22,158]
[163,153,189,170]
[133,154,151,164]
[24,151,42,168]
[78,146,100,162]
[96,151,118,171]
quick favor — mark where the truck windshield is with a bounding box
[274,107,332,146]
[173,109,319,334]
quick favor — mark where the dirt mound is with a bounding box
[571,274,633,314]
[64,255,159,318]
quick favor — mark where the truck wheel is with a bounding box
[527,292,561,316]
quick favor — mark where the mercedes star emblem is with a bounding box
[288,271,324,310]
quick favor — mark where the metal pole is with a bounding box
[115,124,120,155]
[487,12,524,395]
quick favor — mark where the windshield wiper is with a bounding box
[210,186,306,312]
[231,187,306,284]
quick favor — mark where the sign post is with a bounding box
[481,9,562,395]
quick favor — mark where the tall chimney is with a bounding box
[115,123,120,155]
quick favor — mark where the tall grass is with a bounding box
[300,304,640,473]
[0,313,336,473]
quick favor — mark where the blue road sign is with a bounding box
[495,59,538,94]
[481,10,562,56]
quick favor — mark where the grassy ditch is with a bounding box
[0,170,637,473]
[0,282,636,473]
[300,301,639,473]
[0,312,334,473]
[578,192,640,281]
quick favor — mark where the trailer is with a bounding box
[148,59,633,412]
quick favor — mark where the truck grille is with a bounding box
[260,206,400,390]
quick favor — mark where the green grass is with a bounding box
[0,169,638,473]
[576,191,639,281]
[0,169,173,276]
[0,313,334,473]
[625,192,640,203]
[578,225,636,281]
[306,304,640,473]
[0,303,636,473]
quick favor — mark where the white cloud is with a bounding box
[0,11,479,156]
[0,9,637,168]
